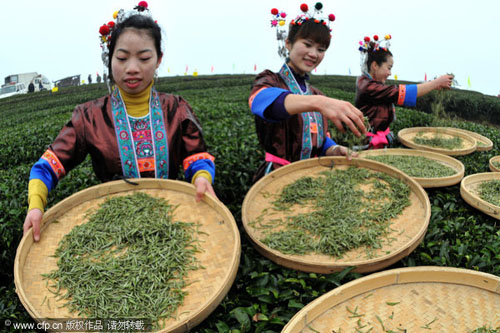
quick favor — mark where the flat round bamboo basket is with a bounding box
[241,157,431,273]
[283,266,500,332]
[14,179,240,333]
[398,127,477,155]
[489,156,500,172]
[436,127,493,151]
[358,148,464,188]
[460,172,500,221]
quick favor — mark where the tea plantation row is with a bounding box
[0,74,498,332]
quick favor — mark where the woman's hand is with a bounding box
[193,176,218,202]
[23,208,43,242]
[434,74,454,90]
[316,96,367,137]
[326,145,358,160]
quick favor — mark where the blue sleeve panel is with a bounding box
[263,91,292,122]
[251,87,290,120]
[184,159,216,184]
[321,137,337,156]
[29,158,58,192]
[403,84,418,107]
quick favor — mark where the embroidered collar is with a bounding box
[117,81,153,118]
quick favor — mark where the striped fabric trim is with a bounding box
[248,87,267,109]
[397,85,407,106]
[41,149,66,179]
[183,152,215,171]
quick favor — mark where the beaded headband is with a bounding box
[98,1,154,68]
[358,34,392,73]
[270,2,336,59]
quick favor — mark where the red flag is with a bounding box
[185,65,189,73]
[424,72,427,81]
[254,64,257,72]
[211,65,214,73]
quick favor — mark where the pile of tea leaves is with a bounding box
[413,131,464,150]
[366,155,456,178]
[330,116,371,151]
[478,180,500,207]
[250,167,411,258]
[43,192,201,326]
[492,161,500,169]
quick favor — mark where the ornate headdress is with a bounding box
[358,34,392,73]
[98,1,154,68]
[270,2,336,59]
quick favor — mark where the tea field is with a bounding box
[0,74,499,332]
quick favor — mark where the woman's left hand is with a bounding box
[193,176,218,202]
[326,145,358,160]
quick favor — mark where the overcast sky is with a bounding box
[1,0,499,96]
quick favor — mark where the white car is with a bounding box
[0,83,27,99]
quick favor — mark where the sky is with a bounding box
[1,0,499,96]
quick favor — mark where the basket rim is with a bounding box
[398,126,477,155]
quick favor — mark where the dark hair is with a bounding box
[107,14,162,82]
[366,49,393,72]
[287,19,331,49]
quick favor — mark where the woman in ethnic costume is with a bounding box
[24,2,216,242]
[249,3,366,181]
[355,34,453,148]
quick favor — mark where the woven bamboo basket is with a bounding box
[358,148,464,188]
[241,157,431,273]
[436,127,493,151]
[283,266,500,332]
[460,172,500,221]
[398,127,477,155]
[14,179,240,333]
[489,156,500,172]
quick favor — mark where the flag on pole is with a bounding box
[185,65,189,73]
[348,67,351,75]
[467,76,471,87]
[168,67,171,73]
[424,73,427,81]
[254,64,257,72]
[232,63,236,72]
[394,75,398,80]
[211,65,214,73]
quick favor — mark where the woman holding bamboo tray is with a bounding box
[249,2,367,181]
[24,1,216,242]
[355,34,453,148]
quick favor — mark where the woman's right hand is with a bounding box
[23,208,43,242]
[317,96,367,137]
[434,74,454,90]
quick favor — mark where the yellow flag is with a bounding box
[467,76,471,87]
[394,75,398,80]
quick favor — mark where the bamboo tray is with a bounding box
[398,127,477,155]
[461,172,500,221]
[14,179,240,333]
[490,156,500,172]
[283,266,500,332]
[241,157,431,273]
[436,127,493,151]
[358,148,464,188]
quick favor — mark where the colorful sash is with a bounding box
[278,63,324,160]
[111,87,169,179]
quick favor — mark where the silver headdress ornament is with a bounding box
[98,1,154,68]
[358,34,392,74]
[270,2,336,59]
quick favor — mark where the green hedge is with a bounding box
[0,75,499,332]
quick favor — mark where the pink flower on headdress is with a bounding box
[271,20,278,27]
[280,12,286,18]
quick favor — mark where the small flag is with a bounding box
[467,76,471,87]
[394,75,398,80]
[232,63,236,72]
[211,65,214,73]
[424,73,427,81]
[185,65,189,73]
[314,68,317,73]
[348,67,351,75]
[168,67,171,73]
[254,64,257,72]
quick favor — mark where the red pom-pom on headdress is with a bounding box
[99,24,110,36]
[373,35,379,41]
[364,36,371,42]
[271,8,279,15]
[300,3,309,12]
[107,21,115,28]
[138,1,148,8]
[328,14,335,21]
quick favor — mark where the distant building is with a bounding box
[3,72,51,92]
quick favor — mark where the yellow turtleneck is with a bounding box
[27,81,211,213]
